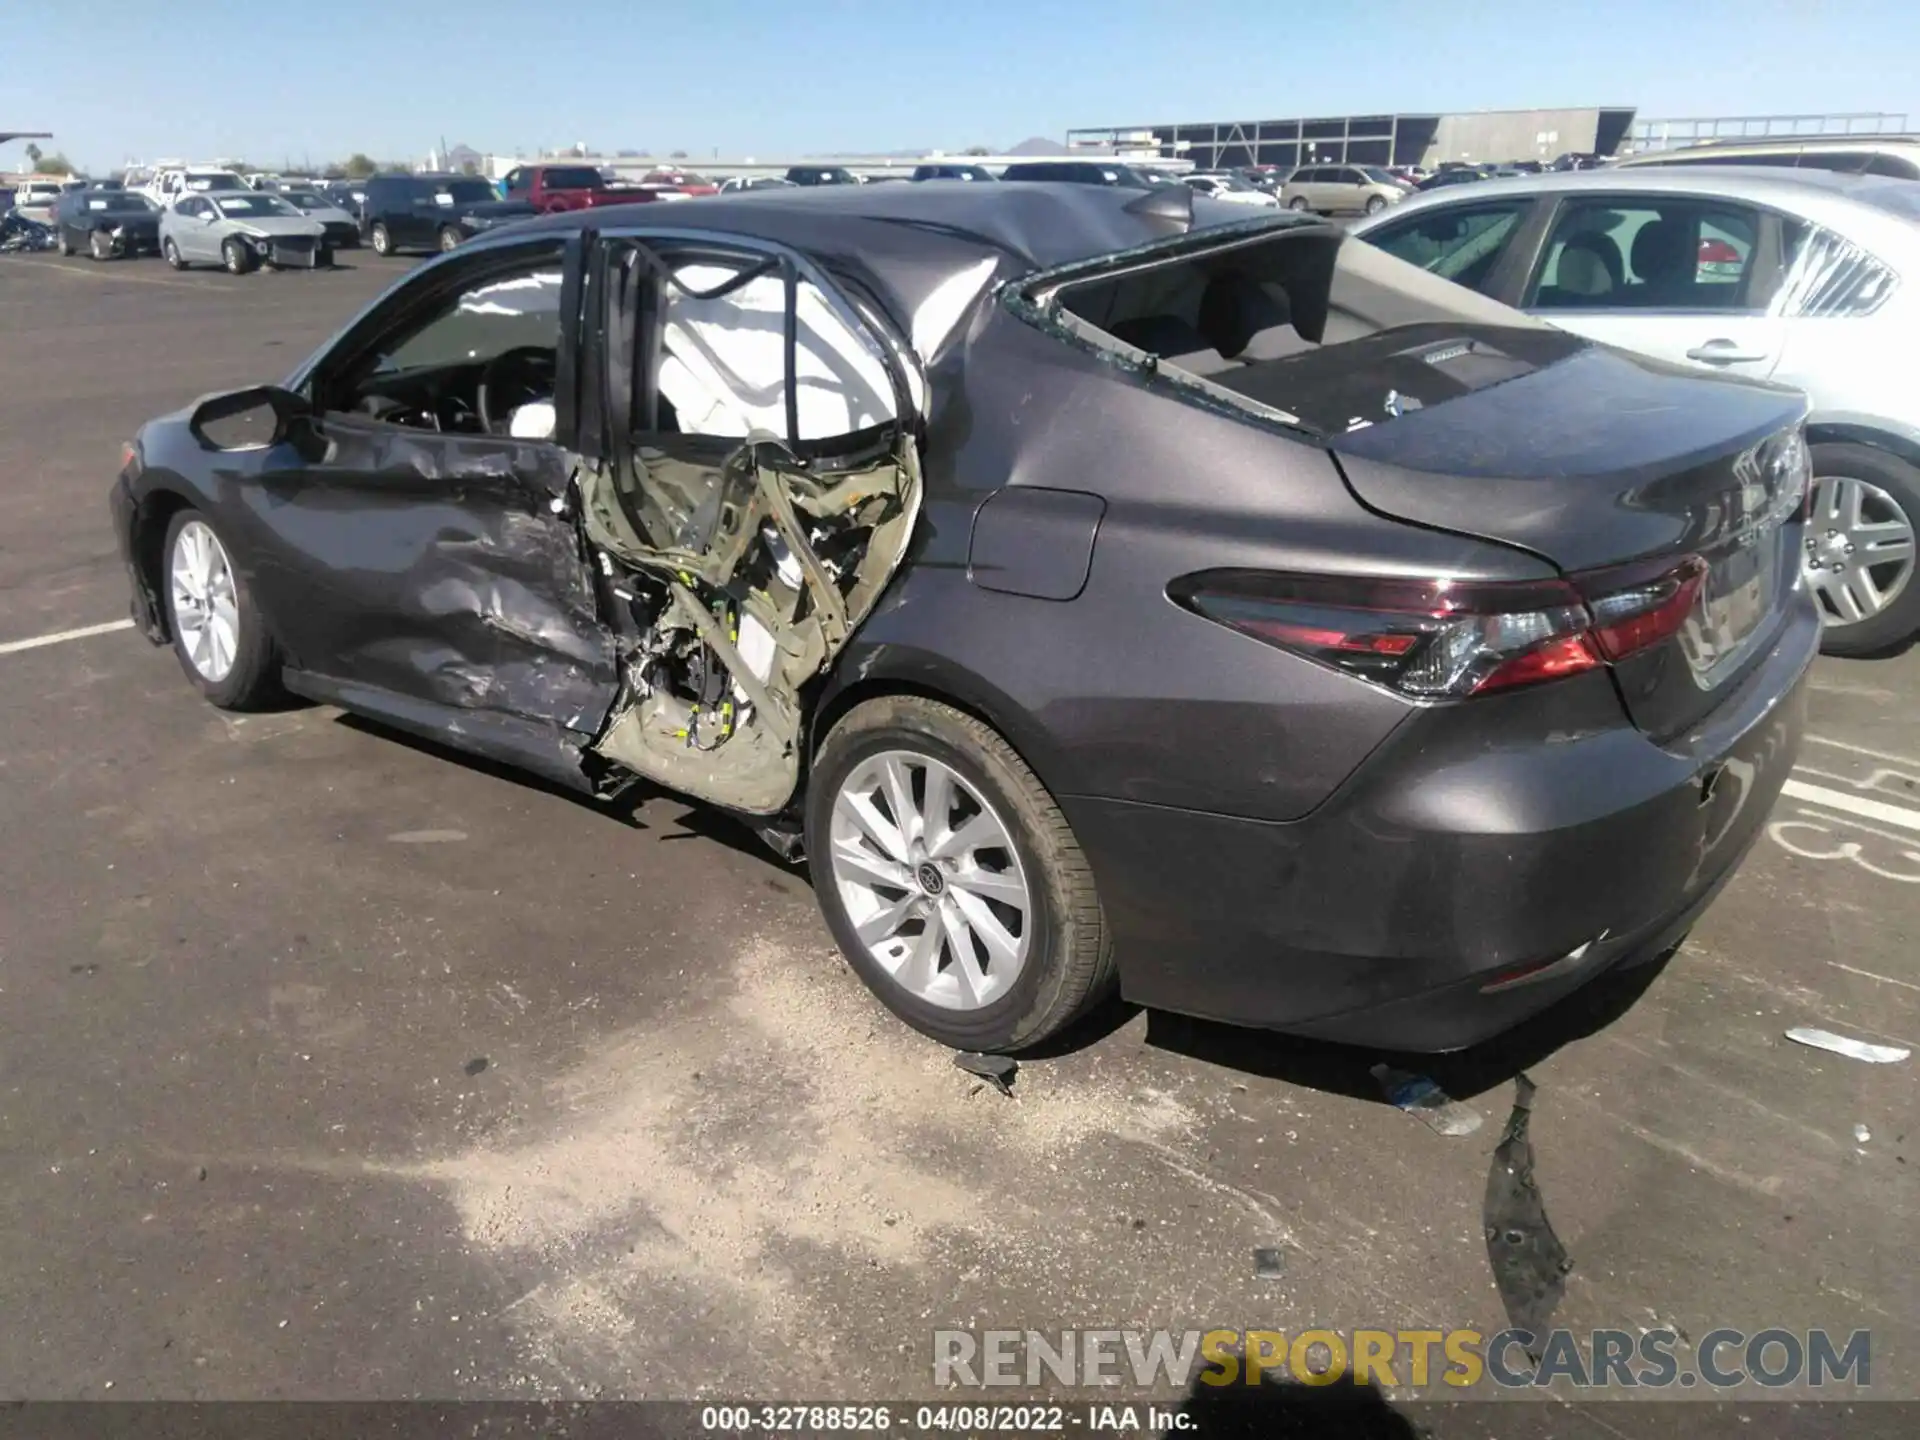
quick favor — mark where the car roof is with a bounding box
[1373,163,1905,209]
[1621,136,1920,163]
[484,181,1290,329]
[1358,164,1920,247]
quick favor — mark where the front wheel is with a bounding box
[806,696,1114,1053]
[1287,195,1310,212]
[1364,194,1388,214]
[1805,442,1920,656]
[163,237,186,270]
[221,237,255,275]
[56,228,74,257]
[369,222,393,256]
[438,225,462,253]
[162,510,281,709]
[89,228,115,260]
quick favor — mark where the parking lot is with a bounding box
[1,250,1916,1422]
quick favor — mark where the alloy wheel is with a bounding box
[371,224,391,256]
[439,227,460,252]
[169,520,240,683]
[827,749,1032,1011]
[1804,474,1917,626]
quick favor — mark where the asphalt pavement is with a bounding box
[0,247,1914,1429]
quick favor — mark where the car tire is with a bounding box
[1806,442,1920,657]
[163,237,186,270]
[438,225,462,252]
[161,509,281,710]
[1365,194,1388,214]
[370,222,393,256]
[1287,196,1310,212]
[56,228,74,257]
[89,228,115,261]
[806,695,1114,1053]
[221,237,254,275]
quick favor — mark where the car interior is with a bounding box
[328,266,566,437]
[1531,208,1755,310]
[1046,228,1572,431]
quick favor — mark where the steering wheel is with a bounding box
[477,346,557,435]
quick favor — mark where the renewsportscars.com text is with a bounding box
[933,1327,1872,1391]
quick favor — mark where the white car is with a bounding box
[139,166,249,208]
[1181,172,1280,208]
[10,178,64,224]
[1355,166,1920,654]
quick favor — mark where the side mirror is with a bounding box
[188,385,316,455]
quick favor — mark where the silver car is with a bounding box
[1354,166,1920,654]
[160,191,331,274]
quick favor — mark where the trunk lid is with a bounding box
[1316,332,1808,737]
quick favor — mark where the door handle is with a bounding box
[1685,339,1768,365]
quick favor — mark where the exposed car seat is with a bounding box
[1629,219,1695,304]
[1547,231,1625,302]
[1106,315,1227,374]
[1197,274,1318,362]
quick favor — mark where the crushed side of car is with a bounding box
[571,241,926,815]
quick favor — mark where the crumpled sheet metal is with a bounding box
[1483,1074,1571,1362]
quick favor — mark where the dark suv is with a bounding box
[358,173,523,256]
[998,161,1154,187]
[911,163,997,182]
[784,166,861,186]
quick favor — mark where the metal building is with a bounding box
[1066,107,1638,170]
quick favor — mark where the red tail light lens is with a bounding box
[1174,558,1708,699]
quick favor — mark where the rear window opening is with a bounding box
[1033,225,1584,437]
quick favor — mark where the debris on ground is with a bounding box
[1370,1064,1483,1136]
[1784,1028,1910,1064]
[1252,1247,1286,1279]
[1484,1074,1571,1365]
[953,1050,1017,1096]
[1855,1124,1872,1144]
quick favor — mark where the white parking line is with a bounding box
[1780,778,1920,833]
[1805,733,1920,768]
[0,618,135,656]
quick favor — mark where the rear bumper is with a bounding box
[1068,593,1819,1051]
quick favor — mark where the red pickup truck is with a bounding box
[500,163,658,213]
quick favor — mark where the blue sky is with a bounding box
[6,0,1914,171]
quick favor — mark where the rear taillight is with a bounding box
[1173,560,1707,699]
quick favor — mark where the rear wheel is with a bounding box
[438,225,462,252]
[370,222,393,256]
[221,237,254,275]
[806,696,1114,1053]
[162,510,280,709]
[163,237,186,270]
[1287,195,1310,212]
[1805,442,1920,656]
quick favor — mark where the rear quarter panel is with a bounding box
[824,304,1560,823]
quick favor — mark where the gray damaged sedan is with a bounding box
[160,190,333,273]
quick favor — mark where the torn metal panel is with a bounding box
[583,434,922,814]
